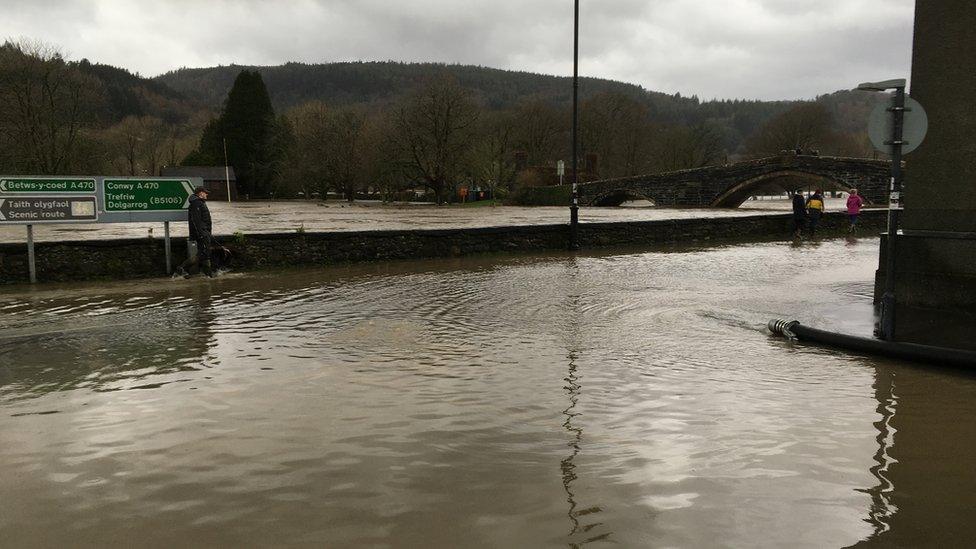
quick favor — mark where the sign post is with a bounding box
[164,221,172,274]
[0,177,99,283]
[858,79,928,340]
[98,178,195,277]
[26,225,35,284]
[0,195,98,282]
[1,176,197,283]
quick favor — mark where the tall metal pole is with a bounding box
[223,137,232,203]
[569,0,580,249]
[26,224,36,284]
[164,221,172,275]
[878,86,906,341]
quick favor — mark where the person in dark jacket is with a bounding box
[791,191,807,238]
[175,186,215,278]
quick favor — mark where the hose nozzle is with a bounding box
[768,319,800,342]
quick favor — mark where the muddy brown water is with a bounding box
[1,238,973,548]
[0,199,850,244]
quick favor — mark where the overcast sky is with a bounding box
[3,0,915,100]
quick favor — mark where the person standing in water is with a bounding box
[805,189,825,237]
[174,186,216,278]
[846,188,864,233]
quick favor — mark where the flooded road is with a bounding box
[0,199,839,244]
[1,238,973,547]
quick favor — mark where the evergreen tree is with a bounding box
[183,70,279,196]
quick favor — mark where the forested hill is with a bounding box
[154,61,791,125]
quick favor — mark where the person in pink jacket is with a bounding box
[846,188,865,233]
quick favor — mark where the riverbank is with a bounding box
[0,210,885,284]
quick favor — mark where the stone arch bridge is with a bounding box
[578,155,891,207]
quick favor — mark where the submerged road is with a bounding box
[1,238,972,547]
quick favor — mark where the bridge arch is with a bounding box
[577,156,890,208]
[709,170,859,208]
[590,189,657,207]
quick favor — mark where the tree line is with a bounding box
[0,39,884,203]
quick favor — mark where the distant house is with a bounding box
[160,166,238,201]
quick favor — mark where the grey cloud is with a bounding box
[0,0,915,100]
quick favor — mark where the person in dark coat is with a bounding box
[175,186,215,278]
[791,191,807,238]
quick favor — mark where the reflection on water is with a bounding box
[854,365,976,548]
[2,239,975,547]
[559,278,610,547]
[861,367,898,538]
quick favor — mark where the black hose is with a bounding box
[768,319,976,368]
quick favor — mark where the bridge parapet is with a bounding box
[579,155,893,208]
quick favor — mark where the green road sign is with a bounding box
[103,179,194,212]
[0,177,96,194]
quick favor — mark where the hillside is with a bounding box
[156,62,790,124]
[74,59,201,124]
[154,61,884,156]
[2,41,885,180]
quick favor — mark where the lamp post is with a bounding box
[569,0,580,250]
[857,79,907,341]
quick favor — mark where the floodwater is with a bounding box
[2,238,973,548]
[0,199,849,244]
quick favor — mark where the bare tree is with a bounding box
[360,112,406,203]
[107,116,142,175]
[512,99,565,167]
[655,123,725,171]
[102,115,169,175]
[745,103,836,157]
[469,109,519,195]
[393,76,480,204]
[581,92,657,178]
[324,107,370,201]
[282,101,333,198]
[0,39,102,174]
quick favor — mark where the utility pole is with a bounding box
[569,0,580,250]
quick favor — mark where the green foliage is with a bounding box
[184,70,282,197]
[232,231,247,245]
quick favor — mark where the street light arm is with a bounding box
[856,78,907,92]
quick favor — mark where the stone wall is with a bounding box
[0,211,886,284]
[578,155,892,207]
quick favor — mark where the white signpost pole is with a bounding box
[224,138,232,203]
